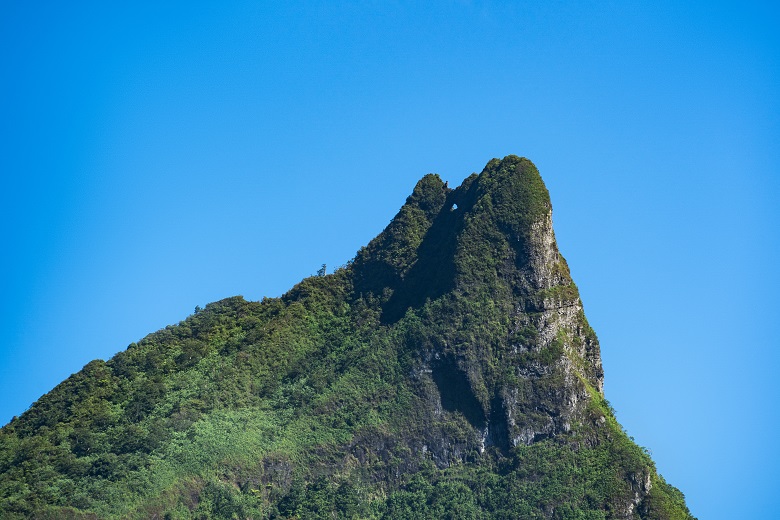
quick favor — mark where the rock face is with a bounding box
[347,157,690,518]
[0,156,695,519]
[355,157,603,457]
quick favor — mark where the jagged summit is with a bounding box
[354,156,603,448]
[0,156,694,519]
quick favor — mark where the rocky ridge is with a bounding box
[0,156,695,519]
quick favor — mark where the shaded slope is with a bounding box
[0,156,695,519]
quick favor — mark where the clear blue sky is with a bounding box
[1,2,778,518]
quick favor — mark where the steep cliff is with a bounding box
[0,156,695,519]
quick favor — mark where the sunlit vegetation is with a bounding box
[0,157,694,519]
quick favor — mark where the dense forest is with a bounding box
[0,156,695,519]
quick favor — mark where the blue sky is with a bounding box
[1,1,778,518]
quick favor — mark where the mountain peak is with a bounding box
[355,156,560,323]
[0,157,694,519]
[351,157,604,448]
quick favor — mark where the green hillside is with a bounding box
[0,156,695,519]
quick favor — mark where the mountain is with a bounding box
[0,156,695,519]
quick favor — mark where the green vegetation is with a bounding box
[0,156,694,519]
